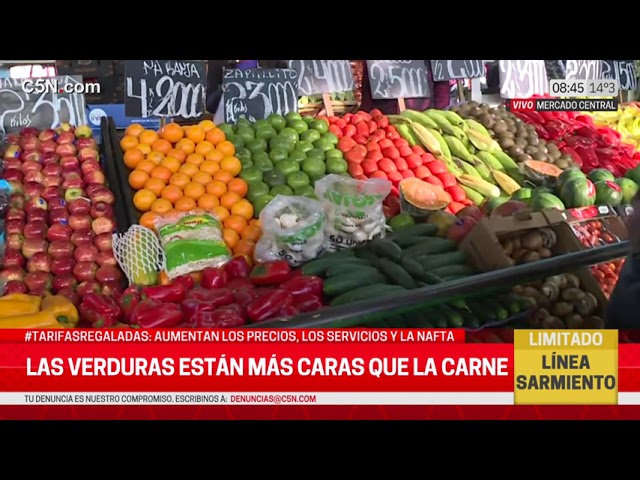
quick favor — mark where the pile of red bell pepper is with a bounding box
[512,96,640,176]
[78,257,325,328]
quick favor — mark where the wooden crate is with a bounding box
[299,101,360,117]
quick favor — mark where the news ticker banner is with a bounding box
[508,98,618,113]
[0,328,638,407]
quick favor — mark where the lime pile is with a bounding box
[217,113,348,217]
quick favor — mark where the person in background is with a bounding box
[360,61,451,114]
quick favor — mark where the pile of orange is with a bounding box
[121,120,260,257]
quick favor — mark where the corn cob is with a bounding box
[492,171,522,195]
[466,129,501,153]
[410,122,442,157]
[491,151,519,170]
[464,119,491,137]
[438,110,466,127]
[457,174,500,198]
[399,110,439,129]
[396,124,418,146]
[444,136,473,162]
[471,161,492,182]
[423,109,457,135]
[475,152,504,171]
[425,128,451,160]
[455,159,482,179]
[460,185,486,206]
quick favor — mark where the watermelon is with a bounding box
[616,177,639,204]
[481,196,509,215]
[587,168,615,183]
[530,192,565,212]
[625,165,640,185]
[510,187,532,204]
[560,177,596,208]
[594,180,623,207]
[557,168,586,190]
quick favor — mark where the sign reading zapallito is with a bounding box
[514,330,618,405]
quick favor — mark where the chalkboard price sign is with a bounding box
[430,60,484,81]
[0,75,87,139]
[499,60,549,99]
[222,68,299,124]
[565,60,603,81]
[124,60,206,119]
[366,60,430,99]
[287,60,355,96]
[603,60,637,91]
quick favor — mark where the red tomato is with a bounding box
[382,147,400,160]
[343,124,357,138]
[406,154,422,169]
[438,172,457,189]
[356,121,370,137]
[394,157,408,171]
[328,116,339,124]
[425,176,444,187]
[359,111,372,122]
[378,138,393,149]
[384,195,401,213]
[448,201,466,214]
[421,153,434,164]
[354,175,368,181]
[351,144,367,158]
[398,145,413,157]
[337,136,357,152]
[387,131,401,140]
[401,169,415,179]
[367,120,378,134]
[343,113,353,124]
[372,129,386,141]
[353,134,368,145]
[367,149,383,161]
[361,159,379,175]
[351,114,364,125]
[446,185,466,202]
[411,145,425,155]
[393,138,409,149]
[375,115,389,128]
[387,170,404,183]
[378,158,397,173]
[328,124,343,138]
[370,170,388,180]
[336,118,347,129]
[390,185,400,197]
[384,125,397,134]
[370,109,383,117]
[413,166,432,179]
[348,162,364,177]
[366,140,381,152]
[426,159,447,175]
[461,199,474,206]
[345,149,365,164]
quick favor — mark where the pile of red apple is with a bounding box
[0,125,123,304]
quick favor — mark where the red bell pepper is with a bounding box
[512,112,534,123]
[172,274,195,292]
[574,145,600,168]
[181,289,234,321]
[532,124,550,140]
[201,266,228,289]
[122,284,141,297]
[575,115,594,126]
[249,260,291,286]
[119,290,142,324]
[226,277,253,290]
[280,305,298,317]
[132,300,184,329]
[565,136,594,148]
[575,126,600,139]
[539,111,557,122]
[191,304,246,328]
[224,256,252,280]
[560,147,583,167]
[247,289,293,323]
[281,275,323,299]
[233,287,258,306]
[186,286,233,302]
[141,283,186,303]
[294,294,324,313]
[80,293,122,328]
[525,111,546,124]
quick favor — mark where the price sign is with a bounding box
[499,60,549,99]
[0,75,87,139]
[366,60,430,99]
[603,60,637,91]
[287,60,355,96]
[222,68,299,124]
[430,60,484,81]
[565,60,603,81]
[124,60,206,118]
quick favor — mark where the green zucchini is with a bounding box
[323,272,388,297]
[376,258,418,289]
[402,238,457,257]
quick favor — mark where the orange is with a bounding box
[169,173,191,189]
[220,157,242,176]
[216,140,235,157]
[179,163,199,178]
[150,165,172,183]
[133,189,156,212]
[225,213,249,234]
[161,185,183,204]
[167,148,187,162]
[242,224,263,242]
[206,180,227,197]
[139,211,160,231]
[161,156,181,173]
[233,239,256,257]
[159,123,184,143]
[184,182,205,200]
[223,228,240,249]
[212,206,230,222]
[185,153,204,167]
[125,123,144,138]
[206,128,225,145]
[136,159,156,174]
[143,177,166,197]
[231,199,254,221]
[199,120,216,132]
[195,140,215,156]
[151,198,173,215]
[185,126,206,144]
[120,135,139,151]
[213,170,234,184]
[123,148,144,169]
[220,191,241,210]
[250,219,262,229]
[174,196,197,212]
[176,138,195,154]
[192,171,212,186]
[128,169,149,190]
[137,143,152,155]
[151,138,172,155]
[199,160,221,176]
[227,178,248,198]
[205,149,224,163]
[139,129,159,146]
[197,193,220,210]
[146,151,165,165]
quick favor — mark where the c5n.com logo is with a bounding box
[21,78,101,95]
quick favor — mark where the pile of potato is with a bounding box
[501,228,557,266]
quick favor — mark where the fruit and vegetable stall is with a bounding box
[0,99,635,333]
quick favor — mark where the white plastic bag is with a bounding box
[254,195,325,267]
[314,174,392,252]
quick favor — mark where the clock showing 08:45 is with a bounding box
[549,79,619,98]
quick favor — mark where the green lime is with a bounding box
[285,112,303,123]
[269,148,288,163]
[235,147,252,163]
[288,151,307,163]
[227,134,245,149]
[302,157,326,178]
[253,195,274,217]
[303,115,315,124]
[276,160,300,177]
[295,140,314,153]
[253,152,274,172]
[287,171,311,190]
[217,123,235,138]
[281,139,296,154]
[240,157,253,169]
[310,120,329,134]
[323,132,339,145]
[270,185,294,196]
[326,158,348,174]
[313,138,334,152]
[247,181,270,202]
[293,184,316,197]
[279,127,299,143]
[254,119,270,129]
[300,129,321,143]
[236,117,252,129]
[240,166,263,185]
[264,169,286,188]
[237,126,255,142]
[325,148,343,161]
[267,114,286,131]
[269,136,290,151]
[389,213,415,230]
[247,138,267,154]
[306,148,325,161]
[288,120,309,134]
[255,125,277,140]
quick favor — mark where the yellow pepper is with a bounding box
[0,294,42,317]
[0,295,79,329]
[41,296,79,327]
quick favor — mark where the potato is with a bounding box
[551,301,574,317]
[512,248,528,263]
[521,231,543,250]
[562,288,586,303]
[502,239,514,256]
[521,251,541,263]
[539,248,552,259]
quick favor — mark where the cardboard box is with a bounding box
[459,209,582,272]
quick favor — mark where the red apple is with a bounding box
[56,144,77,157]
[38,129,57,142]
[27,252,52,273]
[24,271,52,292]
[27,209,48,224]
[56,132,76,146]
[96,250,117,267]
[24,182,43,199]
[47,223,72,242]
[42,185,62,202]
[6,234,25,250]
[80,160,100,176]
[42,177,62,190]
[92,217,115,235]
[49,207,69,225]
[84,170,105,185]
[60,156,79,171]
[73,261,98,283]
[68,198,91,216]
[4,158,22,170]
[21,159,42,173]
[56,287,80,305]
[490,200,529,218]
[20,127,39,137]
[6,207,25,222]
[43,164,62,176]
[78,148,99,163]
[2,249,26,268]
[96,265,122,284]
[40,141,58,154]
[3,169,23,182]
[22,238,48,259]
[94,233,113,252]
[24,220,48,239]
[90,202,114,219]
[3,145,21,160]
[101,281,123,298]
[9,194,25,209]
[4,280,28,295]
[41,151,59,165]
[69,214,92,231]
[62,175,85,190]
[22,150,42,164]
[24,172,44,185]
[5,134,19,145]
[24,197,48,214]
[49,197,67,210]
[56,123,74,134]
[64,188,85,202]
[89,187,115,205]
[5,220,25,235]
[19,135,40,151]
[76,281,101,297]
[76,137,96,149]
[52,274,78,293]
[50,256,76,276]
[84,184,102,197]
[446,216,478,243]
[49,240,75,258]
[74,244,99,263]
[0,267,25,282]
[70,228,95,246]
[75,125,92,139]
